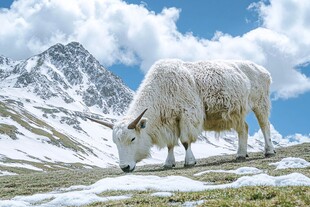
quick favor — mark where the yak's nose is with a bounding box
[120,165,135,173]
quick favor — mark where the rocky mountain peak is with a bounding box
[1,42,133,115]
[0,55,10,66]
[0,55,18,80]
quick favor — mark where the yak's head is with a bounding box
[87,109,151,172]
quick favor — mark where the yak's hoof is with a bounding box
[163,164,175,169]
[184,161,196,168]
[236,156,246,161]
[265,150,276,158]
[265,152,276,158]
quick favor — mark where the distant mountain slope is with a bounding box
[0,42,134,171]
[0,55,20,80]
[0,42,133,115]
[0,95,120,170]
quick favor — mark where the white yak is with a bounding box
[87,59,275,172]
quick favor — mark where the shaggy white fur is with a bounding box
[96,59,275,172]
[185,60,275,158]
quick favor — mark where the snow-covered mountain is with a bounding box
[0,42,134,171]
[0,42,309,174]
[0,42,133,115]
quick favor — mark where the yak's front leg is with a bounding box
[182,142,196,167]
[163,146,176,168]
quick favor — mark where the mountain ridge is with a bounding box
[0,42,135,171]
[1,41,133,115]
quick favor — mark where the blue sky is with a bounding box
[0,0,309,136]
[110,0,310,136]
[109,0,262,88]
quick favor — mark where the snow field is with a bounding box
[0,162,43,172]
[0,159,309,207]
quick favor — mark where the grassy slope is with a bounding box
[0,143,309,206]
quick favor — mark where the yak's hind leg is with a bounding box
[253,108,276,157]
[236,121,248,160]
[163,146,176,168]
[182,142,196,167]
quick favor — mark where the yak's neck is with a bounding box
[125,107,148,120]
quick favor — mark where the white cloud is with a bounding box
[258,0,310,46]
[247,0,310,98]
[0,0,310,98]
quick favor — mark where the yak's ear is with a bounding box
[137,118,147,130]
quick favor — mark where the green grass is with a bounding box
[0,123,18,139]
[0,143,309,206]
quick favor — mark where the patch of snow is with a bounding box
[0,162,43,171]
[269,157,310,170]
[0,200,29,207]
[1,173,309,207]
[151,192,174,197]
[80,175,209,192]
[1,195,130,207]
[25,57,38,73]
[0,170,18,176]
[194,167,263,176]
[0,132,87,164]
[217,173,310,188]
[182,200,204,207]
[38,194,130,207]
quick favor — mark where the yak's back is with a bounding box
[233,60,271,110]
[184,60,251,131]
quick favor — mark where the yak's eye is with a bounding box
[131,137,136,142]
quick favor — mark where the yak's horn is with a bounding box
[127,109,148,129]
[86,116,114,129]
